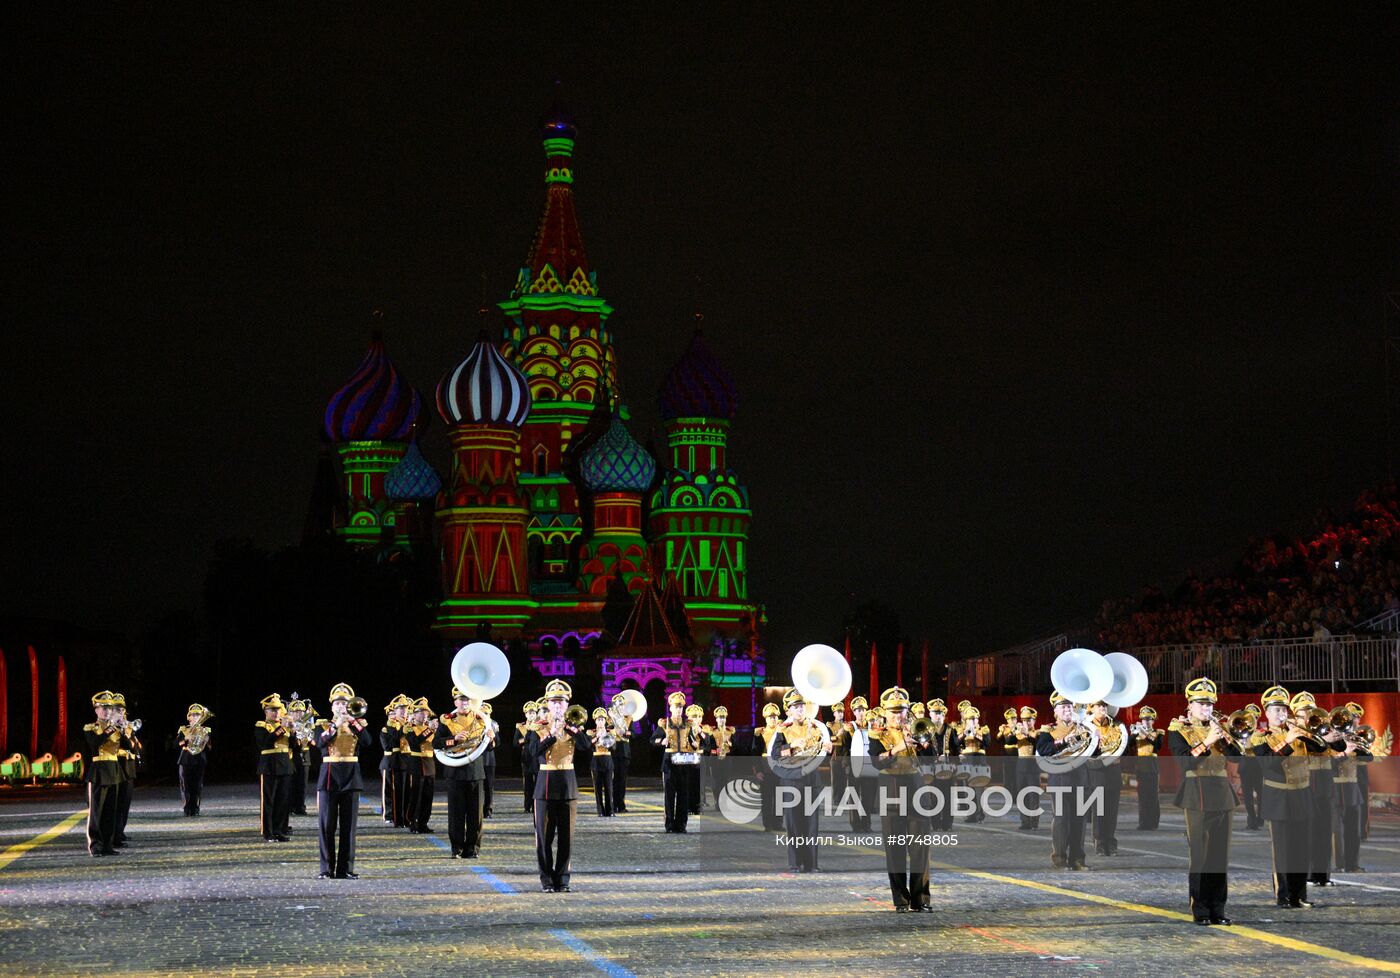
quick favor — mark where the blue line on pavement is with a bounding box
[549,929,636,978]
[424,836,516,893]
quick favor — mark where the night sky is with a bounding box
[7,8,1399,659]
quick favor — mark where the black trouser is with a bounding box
[1136,761,1159,829]
[413,773,435,831]
[883,807,929,909]
[523,764,537,812]
[779,776,819,870]
[1240,768,1261,826]
[691,760,704,814]
[393,768,411,827]
[1091,767,1121,854]
[759,768,783,831]
[1336,804,1362,870]
[663,756,690,830]
[115,779,132,842]
[535,798,577,889]
[830,753,848,816]
[1017,758,1042,829]
[260,773,292,839]
[929,779,955,831]
[86,782,119,853]
[446,778,484,856]
[1269,817,1311,903]
[850,775,877,832]
[612,754,629,811]
[1308,788,1333,882]
[404,767,421,827]
[317,788,359,876]
[591,756,613,815]
[1184,808,1231,920]
[291,759,309,815]
[482,760,495,815]
[380,770,395,823]
[1050,796,1086,867]
[179,757,205,816]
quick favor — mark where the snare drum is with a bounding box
[671,752,700,765]
[960,758,993,788]
[932,760,959,781]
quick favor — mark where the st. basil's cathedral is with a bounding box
[316,104,764,710]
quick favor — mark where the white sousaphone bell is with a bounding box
[613,688,648,725]
[772,644,851,777]
[436,642,511,768]
[1043,647,1148,765]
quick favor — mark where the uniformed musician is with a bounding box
[1129,705,1163,830]
[1088,700,1125,856]
[382,695,414,828]
[527,679,592,892]
[756,702,784,831]
[1333,701,1370,872]
[176,703,212,817]
[871,686,931,912]
[1254,684,1322,908]
[847,696,878,832]
[286,698,312,817]
[1014,706,1042,830]
[1167,677,1240,925]
[609,695,632,813]
[315,682,371,879]
[652,691,703,833]
[481,701,499,818]
[111,692,139,847]
[957,705,989,823]
[709,706,735,807]
[254,693,295,842]
[433,686,492,858]
[84,691,131,856]
[1035,691,1089,870]
[588,707,615,817]
[1238,702,1264,830]
[516,701,541,813]
[827,701,852,815]
[1292,689,1339,888]
[926,699,960,833]
[997,707,1021,815]
[767,688,831,873]
[404,697,438,833]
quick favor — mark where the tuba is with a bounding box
[790,643,853,706]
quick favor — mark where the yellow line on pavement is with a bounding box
[942,864,1400,974]
[0,811,85,871]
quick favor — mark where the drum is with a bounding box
[960,758,992,788]
[933,760,959,781]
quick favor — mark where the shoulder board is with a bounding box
[1248,731,1267,747]
[441,713,454,722]
[1168,719,1185,733]
[83,722,100,733]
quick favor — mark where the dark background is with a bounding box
[6,7,1400,669]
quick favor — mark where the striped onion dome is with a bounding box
[385,441,442,502]
[658,329,737,421]
[323,332,424,443]
[437,331,532,428]
[580,413,656,493]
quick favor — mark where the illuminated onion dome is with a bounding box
[385,441,442,502]
[580,414,656,493]
[323,333,424,443]
[658,329,738,421]
[437,331,532,428]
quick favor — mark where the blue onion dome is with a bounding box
[658,328,738,421]
[580,414,656,493]
[437,330,532,428]
[385,441,442,502]
[324,332,424,442]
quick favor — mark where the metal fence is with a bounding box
[948,634,1400,697]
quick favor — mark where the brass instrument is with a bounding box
[909,716,937,750]
[347,697,368,719]
[183,723,211,755]
[564,704,589,728]
[1048,721,1098,758]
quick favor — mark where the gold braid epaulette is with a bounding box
[1248,731,1268,748]
[1168,718,1186,733]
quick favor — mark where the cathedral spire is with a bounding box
[518,83,595,299]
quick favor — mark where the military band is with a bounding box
[176,702,212,817]
[85,691,134,856]
[254,693,295,843]
[315,682,371,879]
[528,679,591,892]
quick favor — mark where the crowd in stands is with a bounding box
[1096,482,1400,649]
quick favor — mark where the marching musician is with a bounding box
[689,702,710,816]
[767,688,831,873]
[1254,684,1322,909]
[1333,702,1370,873]
[827,701,852,814]
[756,702,784,831]
[589,708,615,817]
[253,693,294,843]
[609,695,633,813]
[1166,677,1240,925]
[1292,689,1339,888]
[481,701,499,818]
[1129,705,1162,831]
[111,692,139,848]
[527,679,592,892]
[84,691,131,856]
[847,697,877,832]
[1035,691,1089,870]
[433,686,492,859]
[652,691,699,833]
[517,701,540,814]
[1348,702,1371,843]
[315,682,371,879]
[404,697,437,833]
[1014,706,1041,830]
[926,699,960,833]
[176,703,212,817]
[1238,703,1264,830]
[380,695,412,828]
[998,707,1021,815]
[1088,700,1125,857]
[871,686,931,912]
[710,706,734,808]
[957,705,989,823]
[286,698,312,817]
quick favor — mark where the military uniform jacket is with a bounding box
[827,720,851,756]
[932,723,961,760]
[1252,730,1319,821]
[120,730,142,781]
[529,726,592,800]
[404,724,437,776]
[765,719,822,782]
[253,720,295,776]
[380,720,411,772]
[1035,723,1091,787]
[711,725,734,758]
[651,718,710,755]
[515,722,540,770]
[84,722,132,786]
[611,721,632,759]
[315,721,371,791]
[1333,752,1369,808]
[433,712,487,782]
[483,721,499,767]
[176,725,211,766]
[1167,720,1239,810]
[1131,729,1164,756]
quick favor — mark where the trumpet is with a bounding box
[347,696,368,719]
